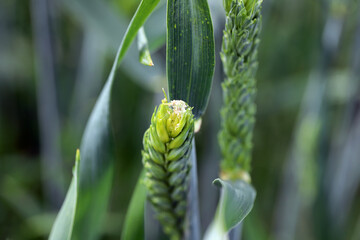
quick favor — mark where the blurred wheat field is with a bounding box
[0,0,360,239]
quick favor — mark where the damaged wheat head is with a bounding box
[142,97,194,240]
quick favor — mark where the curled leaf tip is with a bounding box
[139,57,154,66]
[212,178,222,187]
[138,26,155,67]
[139,50,154,66]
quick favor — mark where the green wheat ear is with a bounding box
[218,0,262,181]
[142,97,194,240]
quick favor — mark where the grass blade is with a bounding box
[116,0,161,66]
[49,150,80,240]
[121,170,146,240]
[71,74,115,240]
[204,179,256,240]
[167,0,215,118]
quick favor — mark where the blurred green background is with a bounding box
[1,0,360,239]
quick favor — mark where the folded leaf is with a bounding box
[71,72,115,240]
[121,170,146,240]
[204,179,256,240]
[49,150,80,240]
[138,27,154,66]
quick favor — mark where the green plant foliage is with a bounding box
[116,0,161,65]
[5,0,360,239]
[121,170,147,240]
[218,0,262,177]
[71,68,115,240]
[59,0,165,92]
[167,0,215,118]
[204,179,256,240]
[49,0,161,239]
[49,150,80,240]
[142,97,195,240]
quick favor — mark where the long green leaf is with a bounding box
[116,0,161,66]
[71,72,114,240]
[121,170,146,240]
[167,0,215,118]
[204,179,256,240]
[49,0,161,238]
[49,150,80,240]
